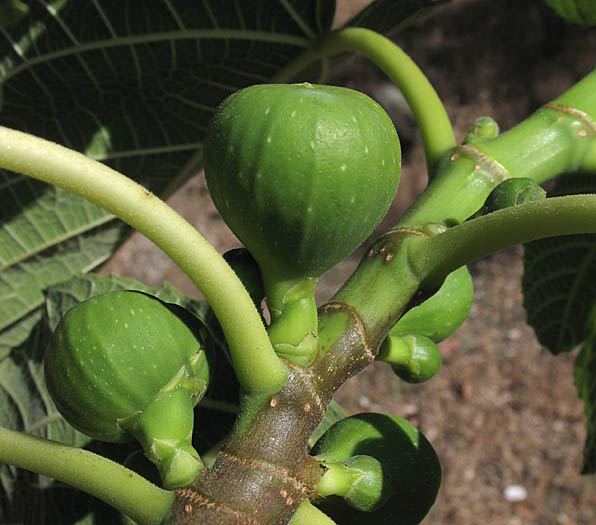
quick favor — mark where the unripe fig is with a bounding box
[204,82,401,284]
[480,177,546,215]
[378,333,441,383]
[318,455,390,512]
[204,83,400,364]
[44,290,209,488]
[312,413,441,524]
[463,116,499,144]
[389,265,473,343]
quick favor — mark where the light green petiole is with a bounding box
[274,26,456,173]
[0,125,288,395]
[0,427,175,525]
[409,194,596,288]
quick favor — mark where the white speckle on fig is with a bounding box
[340,164,347,172]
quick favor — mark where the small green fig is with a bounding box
[378,333,441,383]
[479,177,546,215]
[318,455,390,512]
[463,116,499,144]
[44,290,209,488]
[389,265,473,343]
[312,413,441,524]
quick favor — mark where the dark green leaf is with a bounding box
[0,0,335,359]
[574,311,596,474]
[522,174,596,354]
[308,400,347,450]
[343,0,450,36]
[0,0,28,29]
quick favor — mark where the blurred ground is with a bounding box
[101,1,596,523]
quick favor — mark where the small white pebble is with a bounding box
[504,484,527,502]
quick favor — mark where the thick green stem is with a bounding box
[0,126,288,395]
[331,229,427,343]
[409,194,596,287]
[0,427,174,525]
[399,68,596,228]
[273,27,455,173]
[474,104,596,182]
[553,68,596,124]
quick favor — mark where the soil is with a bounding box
[101,1,596,523]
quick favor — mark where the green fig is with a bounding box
[312,413,441,524]
[44,290,209,488]
[204,83,401,365]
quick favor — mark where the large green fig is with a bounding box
[204,83,400,364]
[312,413,441,524]
[204,82,400,284]
[44,290,209,488]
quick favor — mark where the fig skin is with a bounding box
[44,290,207,443]
[204,82,401,284]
